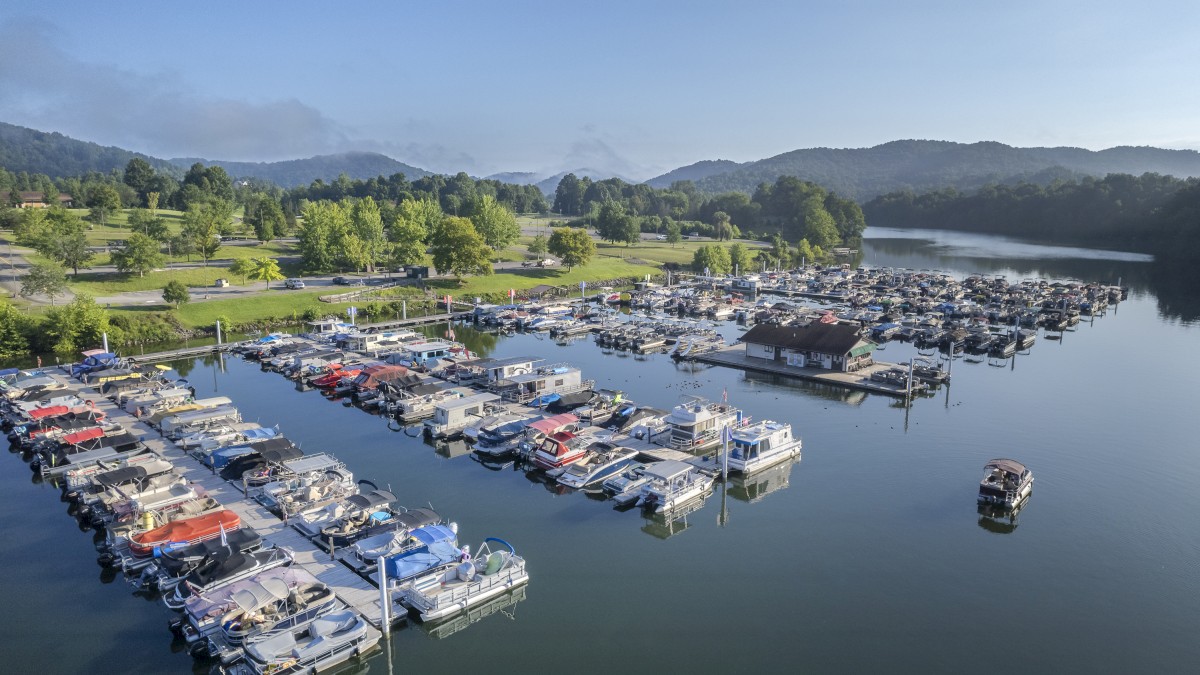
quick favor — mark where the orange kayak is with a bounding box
[130,509,240,557]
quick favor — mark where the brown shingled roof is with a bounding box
[739,321,866,355]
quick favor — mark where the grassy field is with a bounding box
[67,267,234,295]
[429,257,661,297]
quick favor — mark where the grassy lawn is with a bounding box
[430,258,661,298]
[67,267,235,295]
[173,289,332,328]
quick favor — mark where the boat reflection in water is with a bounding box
[640,492,711,539]
[977,494,1031,535]
[416,585,528,641]
[727,456,800,504]
[434,438,473,460]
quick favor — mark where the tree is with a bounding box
[692,245,732,275]
[350,197,386,273]
[146,191,160,214]
[769,233,791,269]
[123,158,155,204]
[547,227,596,271]
[20,261,68,305]
[595,201,634,244]
[86,183,121,227]
[44,294,111,355]
[248,257,285,289]
[665,220,683,247]
[127,208,169,241]
[51,230,94,276]
[713,211,733,241]
[0,299,31,361]
[430,217,493,281]
[162,280,190,308]
[111,233,165,277]
[802,198,840,249]
[298,201,341,272]
[180,203,223,266]
[228,257,255,285]
[469,195,520,255]
[245,193,285,244]
[528,234,548,259]
[728,243,753,274]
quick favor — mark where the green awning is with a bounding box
[848,343,875,358]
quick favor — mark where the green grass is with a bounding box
[173,289,331,328]
[430,258,661,297]
[67,267,233,295]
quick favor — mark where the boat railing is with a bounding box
[413,557,526,614]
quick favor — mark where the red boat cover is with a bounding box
[130,510,241,555]
[527,413,579,435]
[29,405,70,420]
[62,427,106,444]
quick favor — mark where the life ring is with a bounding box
[85,399,94,409]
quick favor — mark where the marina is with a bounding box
[3,228,1199,674]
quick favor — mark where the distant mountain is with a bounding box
[646,159,742,188]
[662,140,1200,201]
[484,171,542,185]
[0,121,179,178]
[168,151,432,187]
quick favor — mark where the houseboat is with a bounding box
[488,363,592,404]
[635,460,715,513]
[724,420,801,474]
[423,393,500,439]
[658,396,741,452]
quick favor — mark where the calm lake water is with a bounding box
[5,228,1199,674]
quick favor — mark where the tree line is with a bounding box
[282,171,548,217]
[861,172,1200,258]
[552,174,866,249]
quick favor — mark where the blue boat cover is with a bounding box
[411,524,457,546]
[0,367,19,378]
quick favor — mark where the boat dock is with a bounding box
[75,384,390,637]
[692,345,922,398]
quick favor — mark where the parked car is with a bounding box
[656,234,667,240]
[214,278,230,288]
[284,278,306,289]
[332,276,362,286]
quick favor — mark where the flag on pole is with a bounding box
[722,387,728,404]
[219,521,228,546]
[509,288,515,301]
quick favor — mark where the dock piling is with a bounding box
[377,556,390,635]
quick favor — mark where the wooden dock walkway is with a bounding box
[124,343,235,365]
[84,388,392,635]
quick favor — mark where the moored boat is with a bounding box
[977,458,1034,509]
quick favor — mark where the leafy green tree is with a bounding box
[528,234,548,259]
[123,158,155,204]
[112,233,165,277]
[547,227,596,271]
[620,216,641,246]
[180,203,223,266]
[0,298,31,361]
[802,197,840,249]
[298,201,340,272]
[245,193,285,244]
[146,191,160,214]
[692,245,732,275]
[86,183,122,227]
[769,233,791,269]
[712,211,733,241]
[20,261,68,305]
[44,294,111,355]
[248,257,286,289]
[328,201,367,272]
[728,243,753,274]
[127,208,169,241]
[350,197,386,273]
[469,195,520,255]
[430,217,493,281]
[51,230,94,276]
[162,280,190,308]
[228,257,255,285]
[665,220,682,247]
[595,201,634,244]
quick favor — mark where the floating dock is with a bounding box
[692,345,921,397]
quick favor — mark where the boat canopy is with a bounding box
[642,459,695,481]
[393,508,441,532]
[231,578,291,613]
[985,458,1029,476]
[29,405,70,420]
[410,524,457,546]
[95,465,150,486]
[62,427,107,445]
[346,490,396,510]
[527,413,578,435]
[81,349,111,358]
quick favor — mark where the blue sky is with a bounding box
[1,1,1197,179]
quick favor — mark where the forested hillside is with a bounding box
[651,140,1200,200]
[169,151,431,187]
[862,173,1200,258]
[0,122,179,178]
